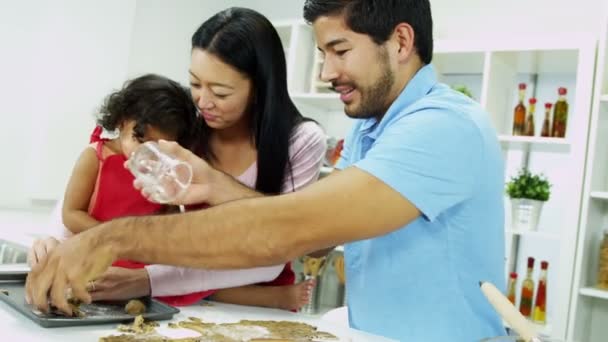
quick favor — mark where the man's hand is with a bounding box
[132,140,216,205]
[27,237,60,268]
[25,228,117,316]
[88,267,151,301]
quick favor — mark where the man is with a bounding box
[27,1,505,340]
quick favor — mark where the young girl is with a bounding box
[62,73,312,309]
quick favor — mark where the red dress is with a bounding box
[88,127,215,306]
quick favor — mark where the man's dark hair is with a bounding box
[303,0,433,64]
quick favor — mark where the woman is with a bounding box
[29,7,326,310]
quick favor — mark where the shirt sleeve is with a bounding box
[146,264,284,297]
[282,121,327,192]
[147,122,327,296]
[354,109,481,221]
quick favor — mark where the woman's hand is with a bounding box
[131,140,217,205]
[27,237,60,268]
[88,267,151,301]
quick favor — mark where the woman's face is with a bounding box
[189,48,253,130]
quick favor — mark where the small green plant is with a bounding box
[506,169,551,201]
[451,84,474,99]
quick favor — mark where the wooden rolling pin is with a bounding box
[479,281,541,342]
[333,255,345,284]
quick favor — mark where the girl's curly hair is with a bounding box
[97,74,198,148]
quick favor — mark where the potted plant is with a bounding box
[451,84,474,99]
[506,168,551,231]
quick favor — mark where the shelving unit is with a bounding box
[410,36,595,341]
[273,21,596,339]
[567,8,608,342]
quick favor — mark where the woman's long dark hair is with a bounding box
[191,7,307,195]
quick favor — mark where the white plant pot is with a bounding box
[511,198,544,231]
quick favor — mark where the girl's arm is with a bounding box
[62,147,100,233]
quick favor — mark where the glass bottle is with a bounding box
[598,229,608,289]
[512,83,527,136]
[507,272,518,305]
[541,102,552,137]
[524,98,537,136]
[533,261,549,323]
[551,87,568,138]
[519,257,535,317]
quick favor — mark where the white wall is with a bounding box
[126,0,306,84]
[432,0,604,40]
[0,0,136,209]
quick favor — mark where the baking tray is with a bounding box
[0,282,179,328]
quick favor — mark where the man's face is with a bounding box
[313,15,396,119]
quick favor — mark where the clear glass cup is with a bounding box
[127,141,192,204]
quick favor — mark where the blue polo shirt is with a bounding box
[336,64,505,341]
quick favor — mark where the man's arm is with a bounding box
[110,166,420,269]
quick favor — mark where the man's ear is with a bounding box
[393,23,416,63]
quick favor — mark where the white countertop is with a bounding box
[0,299,395,342]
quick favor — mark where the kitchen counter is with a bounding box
[0,298,395,341]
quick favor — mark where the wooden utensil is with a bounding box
[479,281,541,342]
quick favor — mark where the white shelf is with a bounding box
[291,93,344,112]
[590,191,608,200]
[579,287,608,300]
[498,135,570,146]
[506,229,560,240]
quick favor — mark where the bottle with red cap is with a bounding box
[506,272,518,304]
[533,261,549,323]
[552,87,568,138]
[541,102,553,137]
[519,256,535,317]
[524,98,537,136]
[512,83,527,136]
